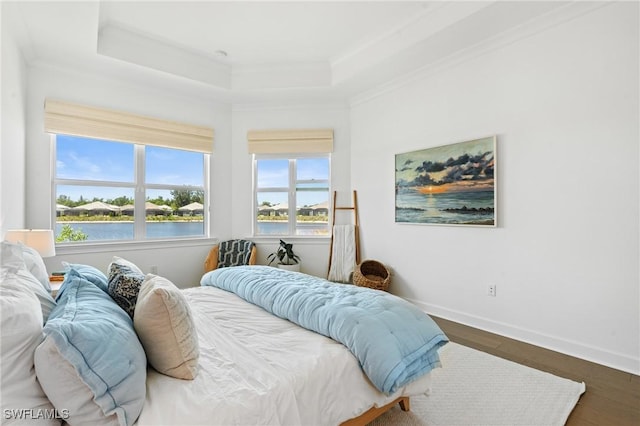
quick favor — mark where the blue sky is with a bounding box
[56,135,329,207]
[256,158,329,207]
[56,135,203,201]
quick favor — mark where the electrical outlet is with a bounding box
[488,284,497,297]
[150,265,158,274]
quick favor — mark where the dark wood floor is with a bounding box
[432,316,640,426]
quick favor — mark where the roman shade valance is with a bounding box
[247,129,333,154]
[44,99,214,153]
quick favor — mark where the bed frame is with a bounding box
[341,397,410,426]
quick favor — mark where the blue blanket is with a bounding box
[201,266,448,394]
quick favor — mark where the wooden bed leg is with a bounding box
[340,397,411,426]
[398,397,410,412]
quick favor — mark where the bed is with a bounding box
[0,243,447,426]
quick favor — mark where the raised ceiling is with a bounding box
[6,1,579,103]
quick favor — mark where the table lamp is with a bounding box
[4,229,56,257]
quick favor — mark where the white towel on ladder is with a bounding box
[328,225,356,283]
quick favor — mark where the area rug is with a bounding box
[371,342,586,426]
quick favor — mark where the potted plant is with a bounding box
[267,239,301,272]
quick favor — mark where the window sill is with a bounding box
[55,237,218,255]
[248,236,330,245]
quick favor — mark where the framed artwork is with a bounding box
[395,136,496,227]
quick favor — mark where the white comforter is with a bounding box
[136,286,431,425]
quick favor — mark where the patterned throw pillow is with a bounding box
[108,262,145,318]
[217,239,255,268]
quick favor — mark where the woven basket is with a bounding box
[353,260,390,291]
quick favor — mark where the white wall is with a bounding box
[9,0,637,373]
[230,103,351,278]
[23,65,353,284]
[0,7,28,235]
[25,64,232,287]
[350,3,639,373]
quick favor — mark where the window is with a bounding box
[254,154,330,236]
[45,99,214,244]
[247,128,334,237]
[54,135,208,243]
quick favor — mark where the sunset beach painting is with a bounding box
[395,136,496,227]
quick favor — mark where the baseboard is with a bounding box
[408,298,640,375]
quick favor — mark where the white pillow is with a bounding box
[35,338,118,426]
[1,243,56,323]
[19,243,52,291]
[108,256,144,274]
[0,281,60,425]
[1,240,25,272]
[134,274,200,380]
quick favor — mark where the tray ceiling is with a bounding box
[5,1,580,103]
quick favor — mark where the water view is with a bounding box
[395,136,496,226]
[395,190,495,225]
[56,221,328,241]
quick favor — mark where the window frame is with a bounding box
[252,153,331,238]
[51,134,210,244]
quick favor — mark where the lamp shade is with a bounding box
[4,229,56,257]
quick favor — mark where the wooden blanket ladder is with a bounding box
[327,190,360,277]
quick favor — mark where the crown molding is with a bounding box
[349,1,610,107]
[232,61,332,91]
[232,101,349,113]
[331,1,493,86]
[98,23,232,89]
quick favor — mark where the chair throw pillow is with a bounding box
[217,239,255,268]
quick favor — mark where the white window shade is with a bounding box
[247,129,333,154]
[44,99,214,153]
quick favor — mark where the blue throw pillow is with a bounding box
[62,262,109,293]
[34,269,147,426]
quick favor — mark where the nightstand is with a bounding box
[50,281,63,298]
